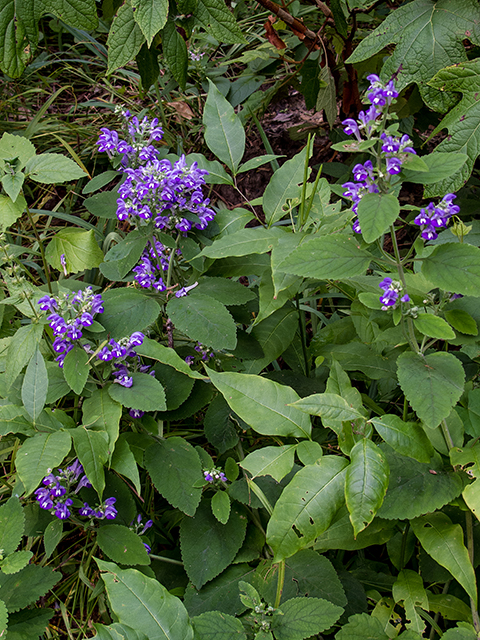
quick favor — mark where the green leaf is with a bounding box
[97,559,193,640]
[62,346,89,395]
[192,611,246,640]
[0,132,35,167]
[335,612,389,640]
[16,431,71,495]
[71,427,109,498]
[378,448,463,520]
[413,313,455,340]
[357,193,400,244]
[21,348,47,420]
[4,609,55,640]
[346,0,480,112]
[110,436,141,494]
[194,277,256,306]
[345,439,389,536]
[203,395,239,454]
[100,226,150,281]
[422,243,480,297]
[411,513,477,605]
[186,154,233,186]
[275,234,371,280]
[93,622,148,640]
[427,593,473,623]
[266,457,348,562]
[291,393,363,422]
[369,415,434,463]
[444,309,478,335]
[144,437,203,516]
[0,497,24,556]
[211,491,231,525]
[193,0,245,44]
[97,525,150,566]
[166,293,237,350]
[401,152,468,186]
[5,324,43,386]
[392,570,428,635]
[180,499,247,589]
[296,440,323,465]
[271,597,343,639]
[108,373,167,412]
[441,626,478,640]
[0,0,29,77]
[131,0,168,45]
[0,550,33,574]
[240,445,297,482]
[316,65,337,128]
[201,227,285,259]
[44,519,63,559]
[100,289,160,340]
[206,368,311,438]
[244,307,297,374]
[0,404,34,437]
[136,338,203,379]
[263,146,311,226]
[25,153,86,183]
[203,79,245,172]
[397,351,465,428]
[1,172,24,202]
[107,2,146,73]
[426,58,480,195]
[82,387,122,449]
[47,0,98,30]
[0,564,59,612]
[46,228,104,273]
[0,194,26,230]
[162,20,187,90]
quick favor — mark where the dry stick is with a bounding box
[254,0,321,49]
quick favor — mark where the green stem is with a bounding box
[298,134,311,229]
[441,419,455,451]
[295,294,309,375]
[149,554,184,566]
[247,478,273,516]
[398,521,410,571]
[166,233,181,291]
[466,511,480,635]
[274,560,285,609]
[24,200,52,293]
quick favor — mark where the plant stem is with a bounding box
[24,200,53,293]
[149,554,184,566]
[466,511,480,634]
[295,294,309,375]
[441,418,454,451]
[274,559,285,608]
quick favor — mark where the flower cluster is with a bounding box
[132,239,178,292]
[97,109,163,168]
[116,154,215,233]
[379,277,410,311]
[34,460,117,522]
[185,343,215,365]
[130,514,153,553]
[341,75,416,234]
[204,468,227,483]
[94,331,151,388]
[413,194,460,241]
[39,287,104,367]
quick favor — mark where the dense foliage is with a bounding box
[1,1,480,639]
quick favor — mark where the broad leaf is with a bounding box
[370,415,434,463]
[180,499,247,589]
[71,427,109,498]
[108,374,167,412]
[136,338,204,379]
[206,368,311,438]
[63,346,89,395]
[401,152,468,187]
[392,570,428,635]
[200,226,285,259]
[411,513,477,605]
[203,79,245,172]
[0,497,24,556]
[145,437,203,516]
[82,388,122,449]
[357,193,399,243]
[194,277,256,306]
[422,243,480,297]
[346,0,480,112]
[25,153,86,183]
[192,611,246,640]
[110,436,141,494]
[444,309,478,335]
[211,491,231,525]
[272,597,342,639]
[193,0,245,45]
[100,289,161,340]
[162,19,187,90]
[97,559,193,640]
[345,439,389,536]
[5,322,43,388]
[413,313,455,340]
[1,549,33,574]
[0,194,26,230]
[0,564,59,612]
[166,293,237,350]
[332,612,389,639]
[243,307,297,374]
[21,348,48,420]
[240,445,297,482]
[46,228,104,273]
[100,226,150,281]
[131,0,168,45]
[107,2,146,73]
[292,393,363,422]
[397,351,465,428]
[266,457,348,562]
[16,431,71,495]
[97,525,150,566]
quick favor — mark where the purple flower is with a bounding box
[79,503,95,517]
[129,409,144,419]
[144,543,152,554]
[104,497,117,520]
[342,119,361,140]
[128,332,144,347]
[55,498,73,520]
[38,295,58,312]
[379,288,398,307]
[386,157,402,175]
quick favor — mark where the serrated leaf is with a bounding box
[401,152,468,186]
[422,243,480,297]
[107,2,146,73]
[47,0,98,30]
[100,289,160,341]
[263,146,311,226]
[101,226,150,281]
[0,132,35,167]
[444,309,478,335]
[5,324,42,389]
[193,0,245,44]
[97,525,150,566]
[203,79,245,172]
[180,499,247,589]
[0,497,24,556]
[370,415,434,463]
[397,351,465,428]
[162,19,187,89]
[192,611,246,640]
[291,393,363,422]
[392,570,428,635]
[71,427,109,498]
[194,277,255,306]
[166,293,237,350]
[25,153,86,183]
[357,192,399,243]
[316,65,337,128]
[0,550,33,574]
[271,596,343,639]
[46,228,104,273]
[203,395,239,454]
[240,445,296,482]
[62,346,89,395]
[97,559,193,640]
[82,387,122,449]
[211,491,231,524]
[145,437,203,516]
[345,439,389,536]
[378,447,463,520]
[21,348,47,420]
[0,0,29,77]
[275,234,371,280]
[131,0,168,45]
[413,313,455,340]
[201,227,285,259]
[1,172,24,202]
[346,0,480,112]
[0,193,26,230]
[135,338,203,379]
[336,612,389,640]
[16,430,71,495]
[206,368,311,438]
[5,608,54,640]
[266,457,348,562]
[411,513,477,605]
[108,373,167,412]
[0,564,59,612]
